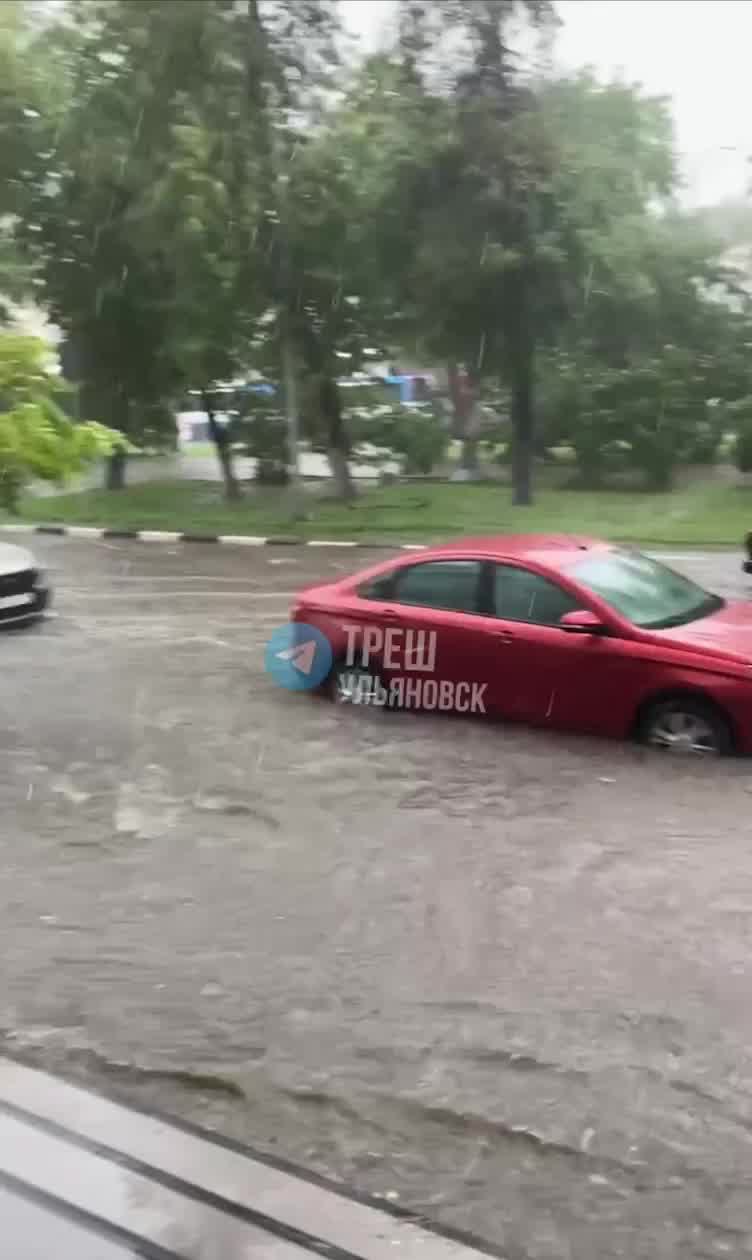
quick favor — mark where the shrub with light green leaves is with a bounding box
[0,333,124,511]
[347,401,448,475]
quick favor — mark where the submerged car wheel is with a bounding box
[327,659,386,708]
[639,696,732,756]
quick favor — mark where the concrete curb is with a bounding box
[0,523,428,550]
[3,524,745,554]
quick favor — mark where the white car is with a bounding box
[0,542,50,627]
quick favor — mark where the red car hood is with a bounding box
[652,598,752,663]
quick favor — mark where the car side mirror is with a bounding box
[559,609,607,635]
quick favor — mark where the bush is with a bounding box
[236,397,289,484]
[0,332,122,511]
[682,418,722,465]
[571,414,611,488]
[348,403,448,475]
[629,428,675,490]
[396,408,449,474]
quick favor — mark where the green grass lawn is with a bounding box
[8,475,752,545]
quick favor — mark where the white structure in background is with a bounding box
[724,243,752,299]
[701,243,752,316]
[176,409,230,445]
[176,383,239,446]
[2,298,62,370]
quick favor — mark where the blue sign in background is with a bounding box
[265,622,333,691]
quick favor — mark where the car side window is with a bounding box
[493,563,580,625]
[393,560,482,614]
[358,571,396,599]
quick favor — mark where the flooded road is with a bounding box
[2,537,752,1258]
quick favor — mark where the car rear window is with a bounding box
[357,572,396,599]
[393,560,481,613]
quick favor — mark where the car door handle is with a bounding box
[381,610,404,622]
[491,629,515,642]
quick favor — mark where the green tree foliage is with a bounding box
[0,2,42,315]
[4,0,752,515]
[532,73,752,487]
[10,0,341,499]
[543,336,745,490]
[6,0,181,477]
[273,52,431,499]
[391,0,560,503]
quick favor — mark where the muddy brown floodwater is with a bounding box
[2,537,752,1259]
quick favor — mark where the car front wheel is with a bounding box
[639,696,732,756]
[326,659,387,708]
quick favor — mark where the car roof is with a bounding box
[416,534,611,569]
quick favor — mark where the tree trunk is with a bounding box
[282,331,306,521]
[448,363,480,478]
[202,390,241,501]
[510,339,534,506]
[447,363,464,440]
[328,446,355,499]
[506,266,535,506]
[320,375,356,501]
[0,471,21,515]
[461,433,480,476]
[106,448,127,491]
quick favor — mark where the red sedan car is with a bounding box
[290,534,752,755]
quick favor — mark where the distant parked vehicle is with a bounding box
[176,381,276,446]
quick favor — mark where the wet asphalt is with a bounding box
[3,538,752,1259]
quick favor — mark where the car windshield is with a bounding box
[568,549,724,629]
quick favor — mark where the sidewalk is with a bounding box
[30,449,400,498]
